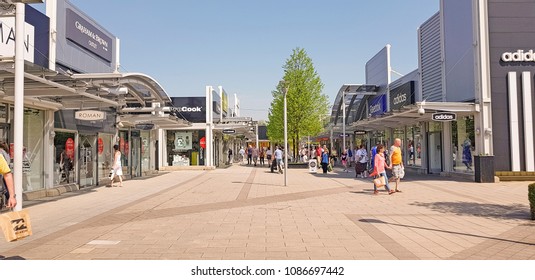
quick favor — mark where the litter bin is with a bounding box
[474,155,494,183]
[309,159,318,173]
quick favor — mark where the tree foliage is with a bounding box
[267,48,329,159]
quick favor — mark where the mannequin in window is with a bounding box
[462,139,472,171]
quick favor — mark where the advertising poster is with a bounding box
[174,132,192,150]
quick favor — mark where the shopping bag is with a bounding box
[0,210,33,242]
[373,176,386,188]
[399,168,405,179]
[109,169,115,180]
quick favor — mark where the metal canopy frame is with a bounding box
[330,84,379,128]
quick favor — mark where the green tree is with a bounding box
[267,48,329,161]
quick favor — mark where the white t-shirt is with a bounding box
[356,148,368,163]
[275,149,283,160]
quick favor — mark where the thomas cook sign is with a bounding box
[75,110,106,121]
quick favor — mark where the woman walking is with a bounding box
[321,148,330,174]
[341,149,348,172]
[371,144,394,195]
[111,144,123,187]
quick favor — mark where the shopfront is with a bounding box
[54,109,116,187]
[165,129,205,167]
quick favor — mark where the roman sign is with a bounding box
[432,112,456,121]
[66,8,113,62]
[75,110,106,121]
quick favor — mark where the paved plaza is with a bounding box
[0,164,534,260]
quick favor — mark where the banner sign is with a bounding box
[432,112,457,121]
[66,8,113,62]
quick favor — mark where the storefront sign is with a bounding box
[135,123,155,130]
[389,81,415,111]
[171,97,206,123]
[339,134,350,137]
[98,138,103,155]
[501,49,535,63]
[369,95,387,117]
[65,138,75,158]
[354,130,367,135]
[75,110,106,121]
[0,18,35,63]
[432,112,456,121]
[65,9,113,62]
[200,137,206,149]
[222,129,236,134]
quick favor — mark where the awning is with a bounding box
[349,102,479,130]
[118,113,190,129]
[0,60,174,111]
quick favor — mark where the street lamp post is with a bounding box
[280,80,288,186]
[342,91,346,156]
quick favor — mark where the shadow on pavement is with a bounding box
[410,201,531,220]
[358,218,535,246]
[0,255,26,260]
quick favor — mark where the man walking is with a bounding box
[389,138,404,192]
[247,145,253,165]
[274,146,283,174]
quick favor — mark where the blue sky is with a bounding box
[59,0,438,121]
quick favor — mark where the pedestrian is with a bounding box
[252,146,259,166]
[371,144,394,195]
[274,146,283,174]
[348,147,353,168]
[341,149,348,172]
[389,138,404,192]
[370,142,380,171]
[247,145,253,165]
[321,147,330,173]
[355,144,368,178]
[266,147,273,168]
[316,146,322,164]
[259,147,265,166]
[110,144,123,187]
[227,148,233,165]
[239,147,245,164]
[0,152,16,208]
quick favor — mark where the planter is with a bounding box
[529,183,535,220]
[474,155,495,183]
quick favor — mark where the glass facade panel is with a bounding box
[21,108,44,191]
[54,131,76,185]
[141,131,151,173]
[97,133,114,182]
[166,130,205,166]
[407,125,423,166]
[118,130,130,176]
[452,116,475,173]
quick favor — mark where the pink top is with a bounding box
[374,153,387,173]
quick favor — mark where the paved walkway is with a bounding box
[1,164,533,260]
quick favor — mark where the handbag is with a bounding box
[327,164,333,172]
[399,168,405,179]
[373,176,386,187]
[0,210,33,242]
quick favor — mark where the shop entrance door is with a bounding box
[79,134,97,187]
[132,135,141,177]
[428,132,442,173]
